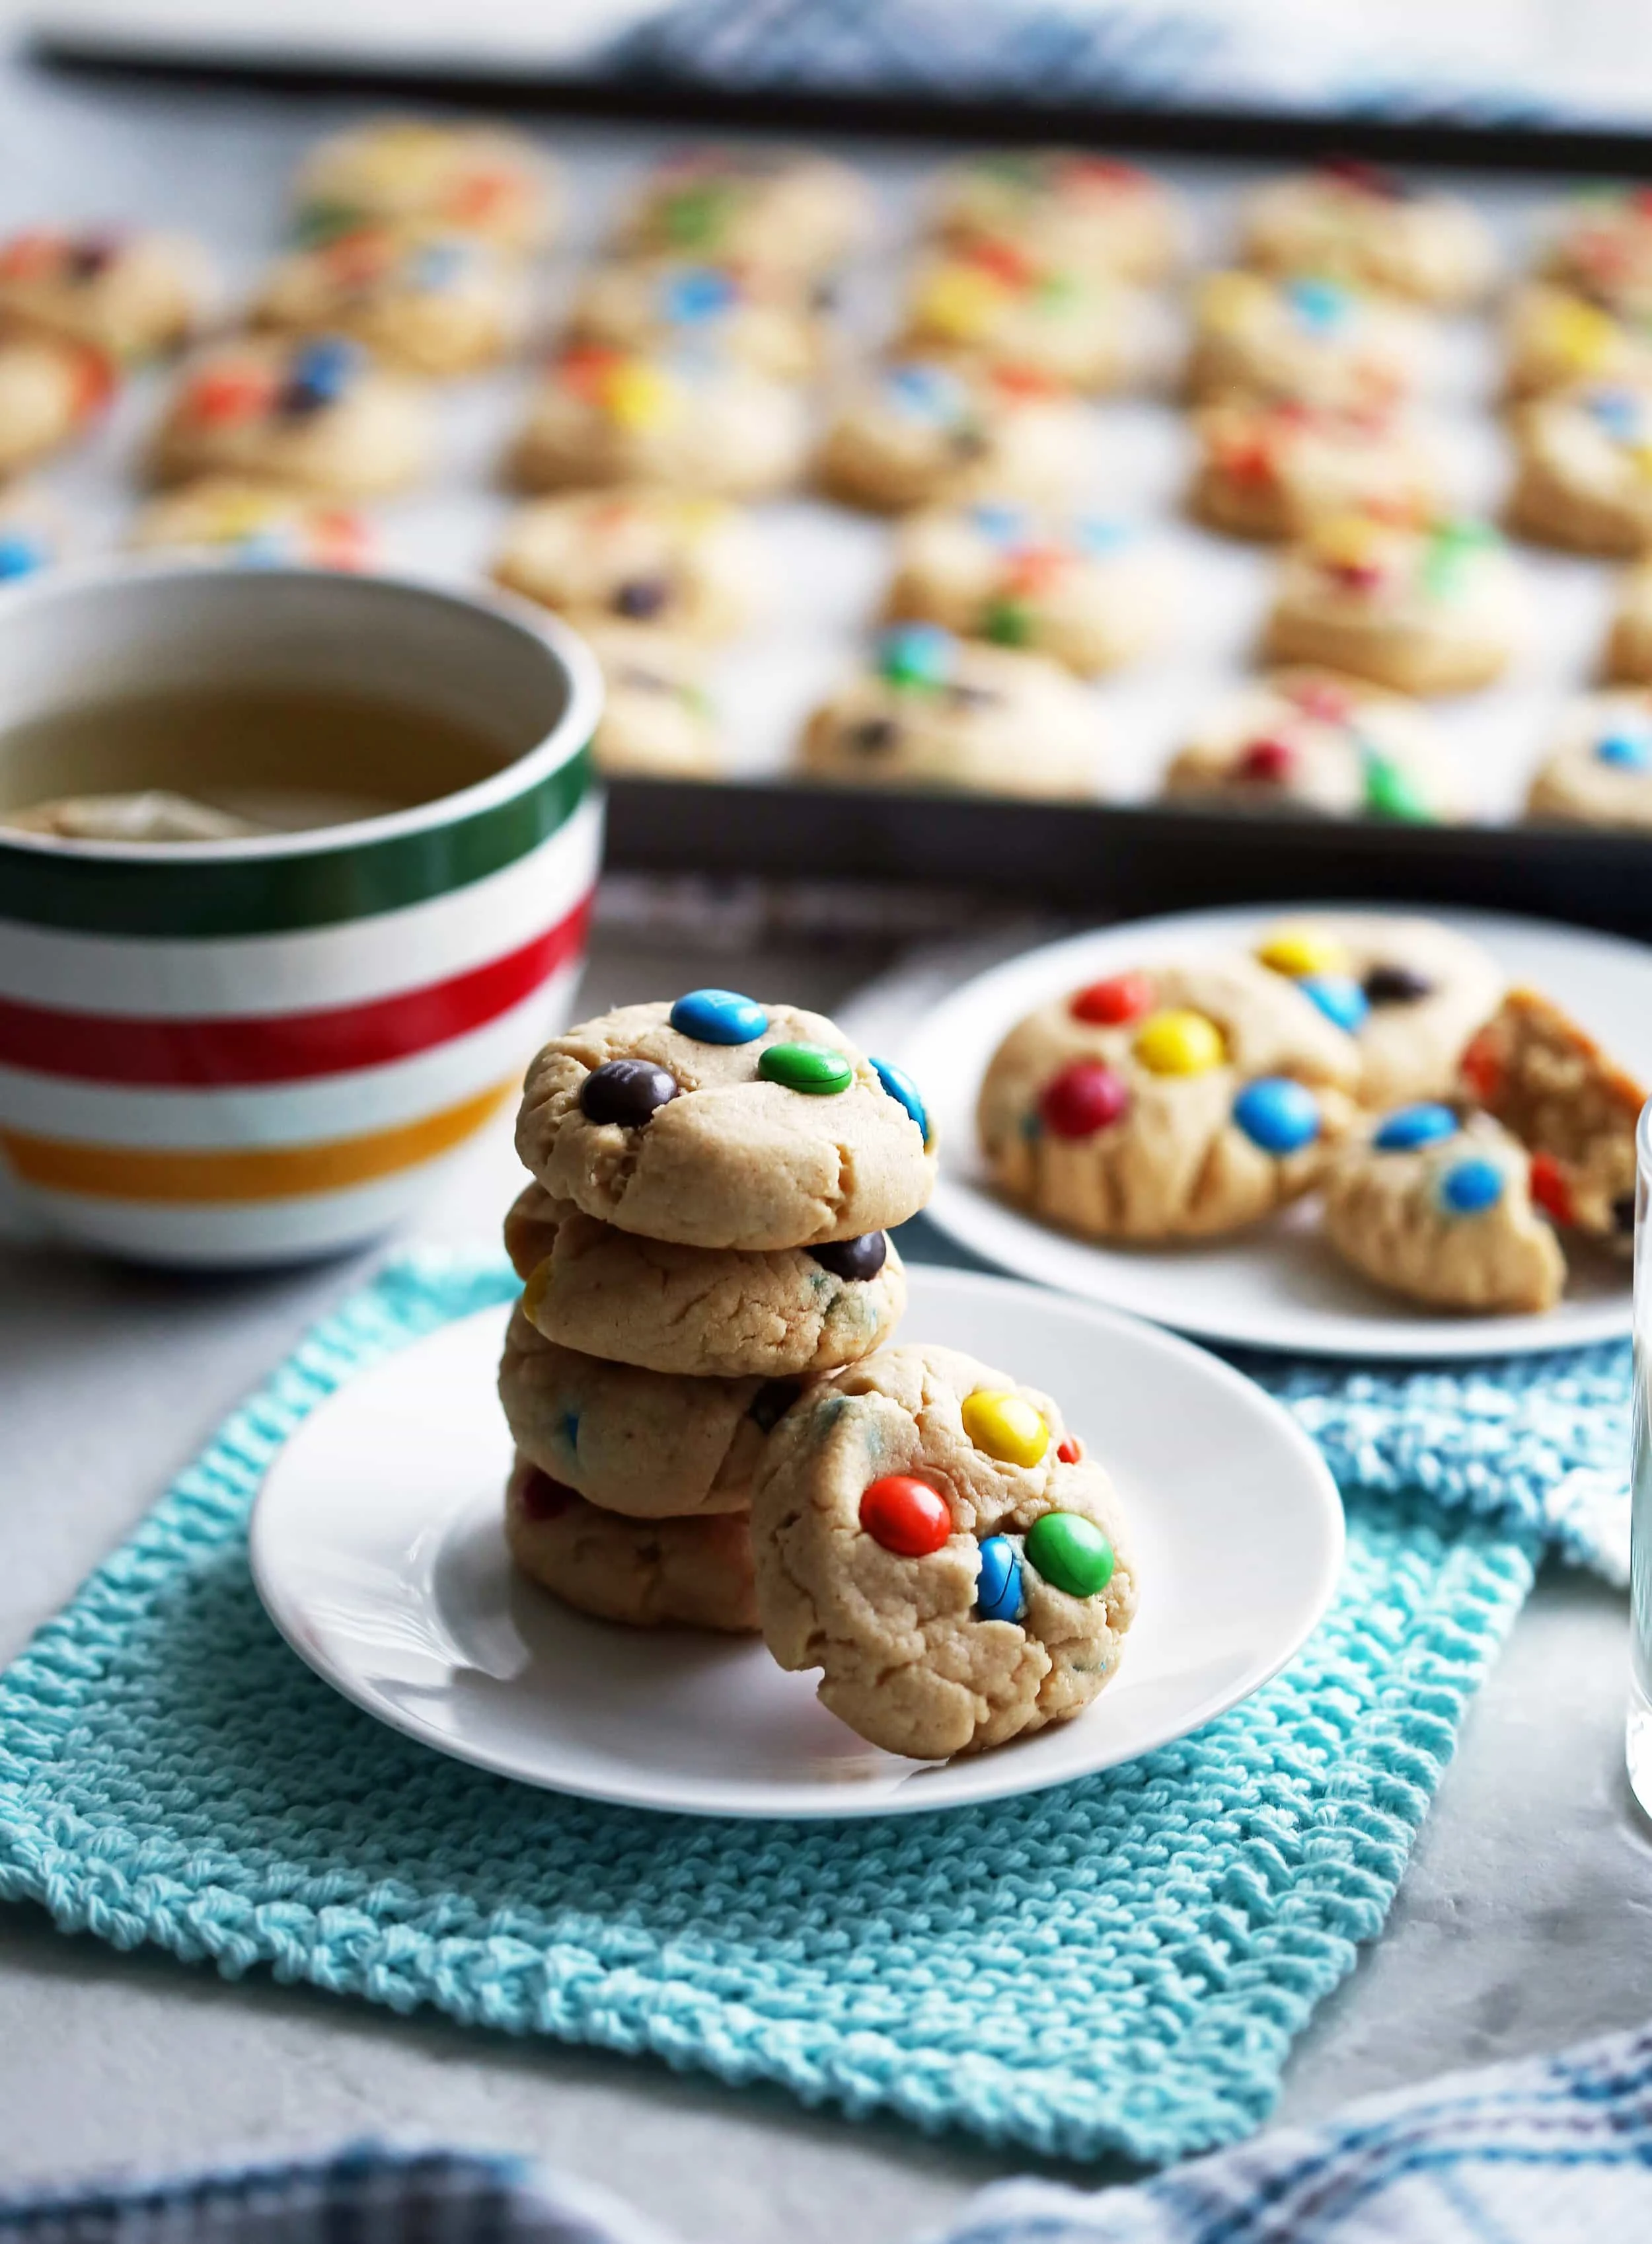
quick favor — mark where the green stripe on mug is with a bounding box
[0,744,593,938]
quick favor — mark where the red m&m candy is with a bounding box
[1529,1151,1575,1227]
[1038,1060,1129,1139]
[1237,737,1295,784]
[1069,971,1154,1026]
[1057,1436,1083,1464]
[860,1475,952,1557]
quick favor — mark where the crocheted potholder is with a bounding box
[0,1254,1536,2167]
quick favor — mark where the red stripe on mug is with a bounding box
[0,893,592,1087]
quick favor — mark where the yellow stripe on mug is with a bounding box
[1,1077,516,1204]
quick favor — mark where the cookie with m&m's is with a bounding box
[491,487,763,640]
[1252,912,1505,1108]
[897,238,1168,394]
[250,223,528,376]
[1187,396,1443,542]
[1509,379,1652,555]
[1238,164,1496,308]
[505,1179,905,1378]
[1187,270,1429,414]
[1458,988,1644,1250]
[515,992,935,1251]
[580,623,723,779]
[504,1453,759,1632]
[566,254,826,382]
[1263,512,1523,695]
[1502,284,1652,405]
[128,477,375,569]
[748,1342,1137,1759]
[149,335,432,496]
[1528,689,1652,831]
[799,624,1103,796]
[882,502,1170,674]
[926,151,1185,284]
[816,356,1095,514]
[1540,186,1652,324]
[1321,1106,1564,1313]
[611,146,872,280]
[0,227,209,362]
[0,331,111,476]
[1163,669,1462,827]
[291,117,560,255]
[977,953,1361,1243]
[509,342,809,499]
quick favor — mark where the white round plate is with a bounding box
[250,1266,1342,1820]
[894,905,1648,1361]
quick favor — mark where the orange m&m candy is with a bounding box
[860,1475,952,1557]
[1070,971,1155,1026]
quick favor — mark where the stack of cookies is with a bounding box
[496,985,936,1635]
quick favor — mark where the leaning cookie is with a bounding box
[505,1181,905,1378]
[817,357,1094,514]
[1527,690,1652,831]
[509,343,809,500]
[800,625,1103,798]
[291,117,560,254]
[0,227,210,361]
[582,624,722,779]
[1187,271,1427,414]
[926,151,1185,284]
[499,1305,773,1518]
[1263,512,1522,696]
[1508,381,1652,555]
[505,1455,759,1633]
[1460,989,1645,1249]
[1188,397,1442,543]
[882,502,1168,674]
[149,336,432,496]
[250,225,529,377]
[1321,1105,1565,1314]
[1238,163,1496,308]
[515,989,935,1251]
[1252,915,1505,1108]
[748,1344,1137,1760]
[491,487,762,639]
[128,478,375,568]
[1162,670,1458,824]
[977,955,1361,1243]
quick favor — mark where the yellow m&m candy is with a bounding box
[605,362,672,431]
[1544,294,1616,374]
[961,1389,1049,1467]
[1133,1008,1226,1076]
[1257,929,1351,979]
[917,264,1002,341]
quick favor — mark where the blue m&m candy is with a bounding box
[1373,1101,1458,1153]
[1438,1156,1506,1216]
[1232,1077,1320,1157]
[870,1054,931,1147]
[281,335,361,413]
[1285,276,1350,331]
[1298,973,1370,1034]
[1595,731,1652,770]
[0,533,44,580]
[1072,514,1133,555]
[975,1534,1025,1624]
[878,623,954,688]
[887,362,965,419]
[969,502,1028,547]
[663,266,736,323]
[669,988,769,1044]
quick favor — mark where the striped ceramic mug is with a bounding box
[0,561,602,1266]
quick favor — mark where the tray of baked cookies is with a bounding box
[3,96,1652,927]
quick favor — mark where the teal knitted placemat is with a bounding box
[0,1252,1548,2167]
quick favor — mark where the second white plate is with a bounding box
[893,905,1646,1360]
[249,1266,1342,1820]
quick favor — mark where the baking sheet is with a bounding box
[0,75,1637,835]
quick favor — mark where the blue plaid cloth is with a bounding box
[5,2023,1651,2243]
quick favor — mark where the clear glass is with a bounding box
[1626,1102,1652,1811]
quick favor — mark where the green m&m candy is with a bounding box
[758,1042,854,1095]
[1024,1509,1115,1598]
[1363,755,1433,824]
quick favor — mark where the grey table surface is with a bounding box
[4,919,1652,2236]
